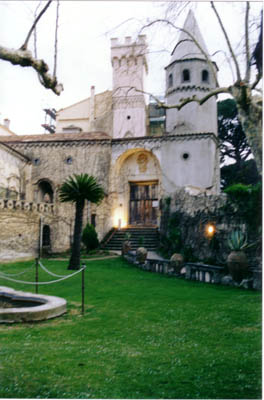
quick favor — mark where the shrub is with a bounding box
[82,223,99,253]
[224,182,262,232]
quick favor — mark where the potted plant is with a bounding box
[227,230,254,283]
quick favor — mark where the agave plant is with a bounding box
[227,230,254,251]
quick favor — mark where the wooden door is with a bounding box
[129,182,158,225]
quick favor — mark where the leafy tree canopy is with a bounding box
[59,174,104,205]
[221,159,260,189]
[218,99,252,166]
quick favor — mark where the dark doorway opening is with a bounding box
[43,225,51,247]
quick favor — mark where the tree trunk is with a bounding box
[231,85,262,175]
[68,199,84,270]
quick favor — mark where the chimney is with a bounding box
[4,118,10,129]
[90,86,95,122]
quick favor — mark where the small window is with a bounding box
[182,152,190,160]
[33,158,40,166]
[66,157,73,165]
[182,69,190,82]
[127,115,131,120]
[168,73,173,87]
[202,69,209,83]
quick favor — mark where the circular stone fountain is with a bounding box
[0,286,67,323]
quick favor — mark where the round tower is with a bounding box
[165,10,218,135]
[111,36,148,139]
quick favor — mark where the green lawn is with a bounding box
[0,257,261,399]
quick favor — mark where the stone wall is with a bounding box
[0,200,55,261]
[160,188,261,268]
[11,140,112,244]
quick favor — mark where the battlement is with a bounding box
[110,35,147,48]
[0,199,54,214]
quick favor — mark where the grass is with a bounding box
[0,257,261,399]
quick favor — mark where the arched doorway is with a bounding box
[113,149,162,227]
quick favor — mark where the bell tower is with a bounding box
[111,36,148,139]
[165,10,218,135]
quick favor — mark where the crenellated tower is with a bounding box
[111,35,148,139]
[165,10,218,135]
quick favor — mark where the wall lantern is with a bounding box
[205,223,216,239]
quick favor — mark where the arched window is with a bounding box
[37,180,54,203]
[43,225,51,247]
[168,73,173,87]
[202,69,209,83]
[182,69,190,82]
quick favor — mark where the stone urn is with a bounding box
[122,240,132,256]
[170,253,184,274]
[227,230,251,284]
[227,251,249,283]
[136,247,148,264]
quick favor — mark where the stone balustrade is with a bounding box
[184,262,224,284]
[124,252,260,289]
[0,199,54,214]
[125,252,225,282]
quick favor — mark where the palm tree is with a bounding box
[59,174,104,270]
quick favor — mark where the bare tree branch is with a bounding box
[53,0,60,77]
[33,1,42,58]
[113,85,231,110]
[245,2,251,83]
[21,0,52,50]
[251,74,262,90]
[211,2,242,82]
[0,45,63,95]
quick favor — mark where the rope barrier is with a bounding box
[0,264,35,277]
[38,260,67,278]
[0,267,86,285]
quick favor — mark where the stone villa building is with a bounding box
[0,11,220,260]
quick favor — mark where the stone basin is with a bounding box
[0,286,67,323]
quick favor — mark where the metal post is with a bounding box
[35,258,39,294]
[39,217,43,259]
[81,263,85,315]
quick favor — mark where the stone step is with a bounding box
[102,227,159,251]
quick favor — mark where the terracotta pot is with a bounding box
[136,247,148,264]
[170,253,184,274]
[227,250,249,283]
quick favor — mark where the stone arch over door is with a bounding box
[111,148,162,227]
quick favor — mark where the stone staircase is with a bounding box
[102,227,159,251]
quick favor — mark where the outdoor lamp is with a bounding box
[205,223,216,238]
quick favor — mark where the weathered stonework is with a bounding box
[0,14,223,261]
[160,188,260,268]
[0,204,54,261]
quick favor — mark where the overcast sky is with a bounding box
[0,1,262,135]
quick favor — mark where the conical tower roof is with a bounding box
[170,10,209,63]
